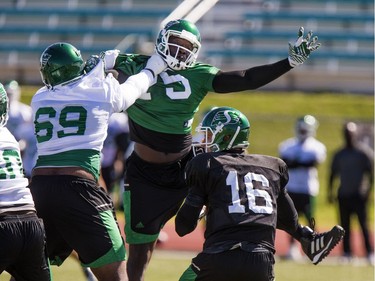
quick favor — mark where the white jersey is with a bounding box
[31,50,153,180]
[279,136,326,196]
[0,127,35,213]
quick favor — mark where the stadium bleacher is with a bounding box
[200,0,374,94]
[0,0,373,94]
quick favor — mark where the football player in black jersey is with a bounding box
[175,106,345,281]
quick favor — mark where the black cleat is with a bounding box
[300,225,345,265]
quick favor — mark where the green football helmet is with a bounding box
[156,19,201,70]
[295,115,318,141]
[0,83,9,127]
[40,42,85,89]
[194,106,250,153]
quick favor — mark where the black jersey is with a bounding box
[179,151,289,253]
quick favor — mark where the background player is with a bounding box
[278,115,326,260]
[328,122,374,263]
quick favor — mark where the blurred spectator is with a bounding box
[4,80,32,136]
[328,122,374,264]
[101,112,132,209]
[278,115,326,260]
[4,80,37,179]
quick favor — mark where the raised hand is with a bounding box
[288,27,321,67]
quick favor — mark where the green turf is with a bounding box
[1,251,373,281]
[147,251,375,281]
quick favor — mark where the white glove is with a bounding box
[102,49,120,70]
[144,53,167,78]
[288,27,321,67]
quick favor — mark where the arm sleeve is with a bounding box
[212,58,292,93]
[175,159,206,236]
[116,69,154,111]
[276,188,299,236]
[175,196,203,237]
[276,159,300,236]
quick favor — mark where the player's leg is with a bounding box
[278,189,344,265]
[71,179,127,281]
[31,175,127,281]
[123,152,189,281]
[70,251,97,281]
[338,197,352,257]
[285,192,305,260]
[354,196,373,257]
[0,217,21,279]
[1,213,50,281]
[7,214,51,281]
[179,249,275,281]
[91,261,127,281]
[126,242,157,281]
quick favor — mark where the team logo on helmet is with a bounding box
[193,107,250,154]
[40,52,52,70]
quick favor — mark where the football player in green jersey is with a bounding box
[109,19,321,281]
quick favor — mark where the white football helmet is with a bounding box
[295,115,318,141]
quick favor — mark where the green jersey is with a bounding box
[115,54,219,134]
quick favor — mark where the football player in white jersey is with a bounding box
[278,115,327,260]
[29,42,166,281]
[0,83,51,280]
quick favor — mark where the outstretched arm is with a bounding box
[212,58,292,93]
[212,26,320,93]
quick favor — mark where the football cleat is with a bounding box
[300,225,345,265]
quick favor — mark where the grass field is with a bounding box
[3,88,372,280]
[1,250,374,281]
